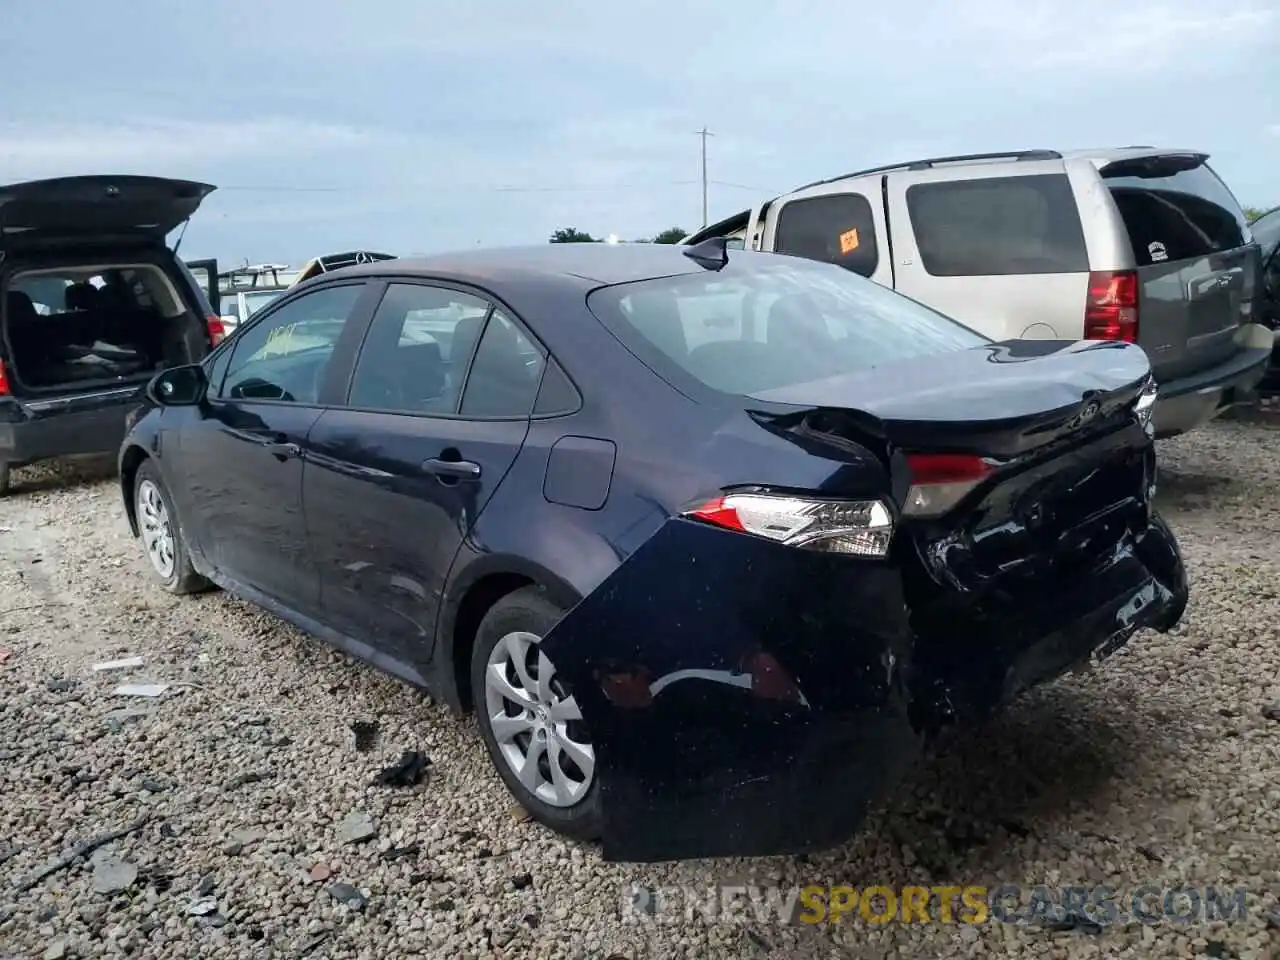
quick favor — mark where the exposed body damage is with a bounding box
[543,341,1189,863]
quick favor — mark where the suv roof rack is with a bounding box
[218,263,291,289]
[792,149,1063,193]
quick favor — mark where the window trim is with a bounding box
[773,192,881,278]
[210,279,371,405]
[333,276,580,423]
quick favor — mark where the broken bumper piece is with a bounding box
[540,512,1187,863]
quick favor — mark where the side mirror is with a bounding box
[147,364,208,407]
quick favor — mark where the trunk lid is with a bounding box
[0,176,215,251]
[749,337,1152,458]
[751,337,1157,598]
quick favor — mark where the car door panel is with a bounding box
[306,282,542,669]
[179,403,322,607]
[305,410,530,665]
[172,281,374,616]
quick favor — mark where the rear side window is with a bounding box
[347,283,491,415]
[905,174,1089,276]
[1103,159,1251,266]
[459,309,546,418]
[774,194,879,278]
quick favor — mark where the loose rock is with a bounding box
[338,811,377,844]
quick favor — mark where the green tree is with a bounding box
[549,227,597,243]
[650,227,689,244]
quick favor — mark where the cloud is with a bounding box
[3,0,1272,259]
[0,118,381,182]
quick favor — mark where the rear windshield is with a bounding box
[904,174,1090,276]
[1102,158,1250,266]
[585,258,987,398]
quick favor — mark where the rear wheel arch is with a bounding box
[441,560,582,714]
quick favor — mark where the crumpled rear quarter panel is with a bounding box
[540,517,921,863]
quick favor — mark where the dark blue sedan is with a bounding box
[118,240,1188,862]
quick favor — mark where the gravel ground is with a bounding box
[1,421,1278,960]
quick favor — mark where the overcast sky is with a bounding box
[2,0,1276,264]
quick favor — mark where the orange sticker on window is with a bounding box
[839,228,860,255]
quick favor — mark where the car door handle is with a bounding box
[422,457,481,480]
[267,442,301,461]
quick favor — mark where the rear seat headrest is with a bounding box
[65,282,98,311]
[5,290,38,324]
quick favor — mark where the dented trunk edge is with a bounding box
[540,503,1188,864]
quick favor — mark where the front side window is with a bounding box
[219,284,364,403]
[587,258,986,398]
[906,174,1089,276]
[775,193,879,278]
[347,283,492,415]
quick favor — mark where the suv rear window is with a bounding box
[586,258,986,398]
[1103,157,1250,266]
[905,174,1089,277]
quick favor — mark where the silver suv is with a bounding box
[685,148,1270,437]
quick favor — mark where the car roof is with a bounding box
[330,243,715,287]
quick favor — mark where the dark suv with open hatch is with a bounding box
[0,175,225,495]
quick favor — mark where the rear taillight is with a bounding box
[0,359,9,396]
[1085,270,1139,343]
[206,315,227,346]
[682,492,894,557]
[903,453,993,518]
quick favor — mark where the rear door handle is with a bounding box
[422,457,481,480]
[267,442,301,460]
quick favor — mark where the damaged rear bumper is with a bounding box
[539,513,1187,863]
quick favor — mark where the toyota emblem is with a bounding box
[1067,400,1100,431]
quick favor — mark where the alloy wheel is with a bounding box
[483,630,595,807]
[137,479,176,579]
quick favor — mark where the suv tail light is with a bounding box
[0,359,9,397]
[903,453,993,518]
[1085,270,1139,343]
[206,315,227,347]
[683,492,894,557]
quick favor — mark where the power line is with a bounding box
[206,179,780,197]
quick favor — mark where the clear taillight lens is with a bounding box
[1134,378,1158,433]
[683,493,894,557]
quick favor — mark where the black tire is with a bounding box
[471,586,602,842]
[133,460,210,595]
[0,462,9,497]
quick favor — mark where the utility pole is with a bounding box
[697,126,714,228]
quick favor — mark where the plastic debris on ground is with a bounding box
[349,720,379,753]
[91,657,144,672]
[372,750,431,787]
[112,683,170,698]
